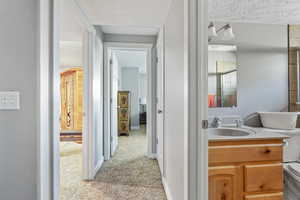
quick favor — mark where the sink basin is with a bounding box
[209,128,251,137]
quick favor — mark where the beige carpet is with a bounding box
[60,126,167,200]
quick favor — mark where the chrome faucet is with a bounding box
[235,119,243,128]
[211,117,222,128]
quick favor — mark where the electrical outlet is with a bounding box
[0,91,20,110]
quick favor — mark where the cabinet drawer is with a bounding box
[209,144,282,165]
[245,192,283,200]
[119,108,129,120]
[118,121,129,133]
[245,164,283,193]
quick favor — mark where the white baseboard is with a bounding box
[162,177,173,200]
[148,153,157,159]
[92,156,104,178]
[131,126,140,130]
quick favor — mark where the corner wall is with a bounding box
[0,1,38,199]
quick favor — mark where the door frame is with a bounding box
[103,42,155,161]
[109,51,119,156]
[183,0,208,199]
[38,0,100,199]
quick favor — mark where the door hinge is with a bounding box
[156,137,158,145]
[109,59,113,65]
[110,136,113,142]
[202,120,209,129]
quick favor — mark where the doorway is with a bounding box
[98,42,168,199]
[104,42,155,161]
[53,0,105,199]
[58,1,88,199]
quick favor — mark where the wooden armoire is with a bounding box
[118,91,131,136]
[60,68,83,133]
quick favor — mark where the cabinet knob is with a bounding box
[264,149,271,154]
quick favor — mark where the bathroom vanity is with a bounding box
[209,128,289,200]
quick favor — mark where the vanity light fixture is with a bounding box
[220,24,235,41]
[208,22,235,42]
[208,22,218,38]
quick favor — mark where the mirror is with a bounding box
[208,44,237,108]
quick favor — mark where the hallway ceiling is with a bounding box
[101,25,159,36]
[209,0,300,24]
[76,0,172,27]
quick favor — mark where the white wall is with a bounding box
[163,0,184,198]
[0,1,38,199]
[139,73,147,103]
[60,41,83,67]
[209,23,288,118]
[121,67,140,128]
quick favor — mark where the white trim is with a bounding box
[38,0,51,199]
[93,157,104,178]
[148,153,157,159]
[162,177,173,200]
[103,42,155,161]
[184,0,208,200]
[52,0,61,199]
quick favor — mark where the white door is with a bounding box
[156,30,165,176]
[110,52,119,156]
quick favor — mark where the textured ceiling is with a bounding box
[209,0,300,24]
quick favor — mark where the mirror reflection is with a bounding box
[208,45,237,108]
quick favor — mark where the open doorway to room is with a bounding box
[59,67,84,198]
[58,0,89,199]
[110,49,148,156]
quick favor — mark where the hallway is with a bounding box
[60,126,167,200]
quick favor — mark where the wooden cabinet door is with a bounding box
[209,166,242,200]
[60,68,83,132]
[245,164,283,193]
[61,71,75,131]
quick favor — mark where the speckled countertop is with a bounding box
[208,126,298,141]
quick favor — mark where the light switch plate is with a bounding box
[0,91,20,110]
